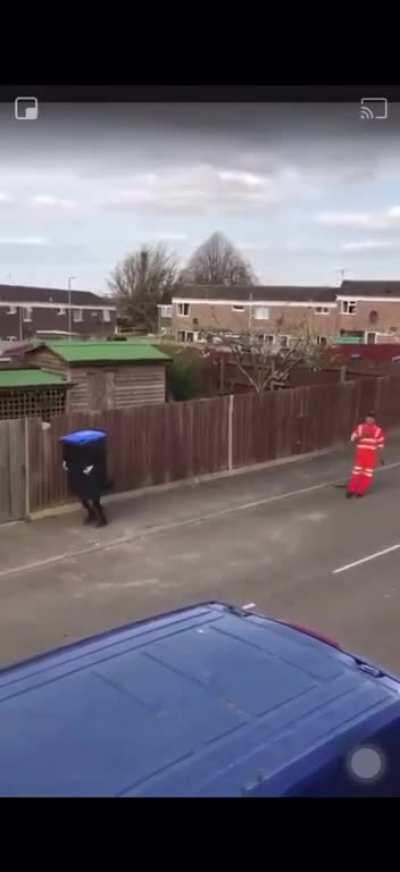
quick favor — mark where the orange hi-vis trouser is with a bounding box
[347,424,385,496]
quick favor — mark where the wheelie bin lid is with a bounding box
[59,429,107,445]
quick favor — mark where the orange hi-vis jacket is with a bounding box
[351,421,385,455]
[347,421,385,495]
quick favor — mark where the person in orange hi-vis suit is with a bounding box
[346,411,385,498]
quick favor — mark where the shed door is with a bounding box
[87,371,114,412]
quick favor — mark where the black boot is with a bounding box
[94,501,108,528]
[82,500,96,524]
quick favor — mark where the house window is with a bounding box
[279,335,289,348]
[160,305,172,318]
[73,308,83,323]
[177,303,190,317]
[315,306,330,315]
[7,306,17,315]
[341,300,357,315]
[232,305,245,312]
[263,334,274,346]
[186,331,194,343]
[103,309,111,322]
[254,306,270,320]
[317,336,328,346]
[366,332,376,345]
[23,307,33,322]
[58,307,66,316]
[177,330,186,342]
[369,310,379,325]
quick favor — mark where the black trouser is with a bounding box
[81,497,107,524]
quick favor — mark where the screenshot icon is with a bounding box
[14,96,39,121]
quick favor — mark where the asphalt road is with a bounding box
[1,436,400,672]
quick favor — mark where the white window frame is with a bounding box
[279,335,290,348]
[341,300,357,315]
[177,330,186,342]
[232,305,245,312]
[315,306,330,315]
[6,305,17,315]
[160,305,172,318]
[103,309,111,323]
[254,306,270,320]
[58,307,66,316]
[23,307,33,323]
[177,303,190,317]
[73,308,83,323]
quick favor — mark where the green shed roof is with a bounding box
[40,341,170,364]
[0,369,68,389]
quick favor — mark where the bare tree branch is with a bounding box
[203,310,333,396]
[108,244,179,332]
[180,232,257,286]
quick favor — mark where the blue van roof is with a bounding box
[0,602,399,797]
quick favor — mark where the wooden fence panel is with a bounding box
[28,396,230,512]
[27,375,400,514]
[0,419,25,523]
[231,377,399,471]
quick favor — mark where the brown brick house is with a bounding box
[24,341,170,412]
[172,285,338,345]
[0,284,117,342]
[172,281,400,345]
[337,280,400,342]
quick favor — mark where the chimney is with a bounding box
[141,250,148,273]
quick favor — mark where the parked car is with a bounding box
[0,601,399,796]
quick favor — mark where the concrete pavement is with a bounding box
[1,433,400,672]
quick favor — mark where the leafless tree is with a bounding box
[180,232,257,286]
[108,244,178,332]
[203,317,333,397]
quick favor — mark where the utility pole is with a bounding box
[248,292,253,333]
[67,276,76,340]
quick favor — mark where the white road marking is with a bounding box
[1,457,400,581]
[333,542,400,575]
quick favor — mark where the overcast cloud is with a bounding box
[0,101,400,292]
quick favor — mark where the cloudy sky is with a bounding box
[1,100,400,293]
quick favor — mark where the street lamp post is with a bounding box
[67,276,76,340]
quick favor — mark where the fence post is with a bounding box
[24,417,30,519]
[228,394,234,471]
[375,377,382,415]
[219,357,225,393]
